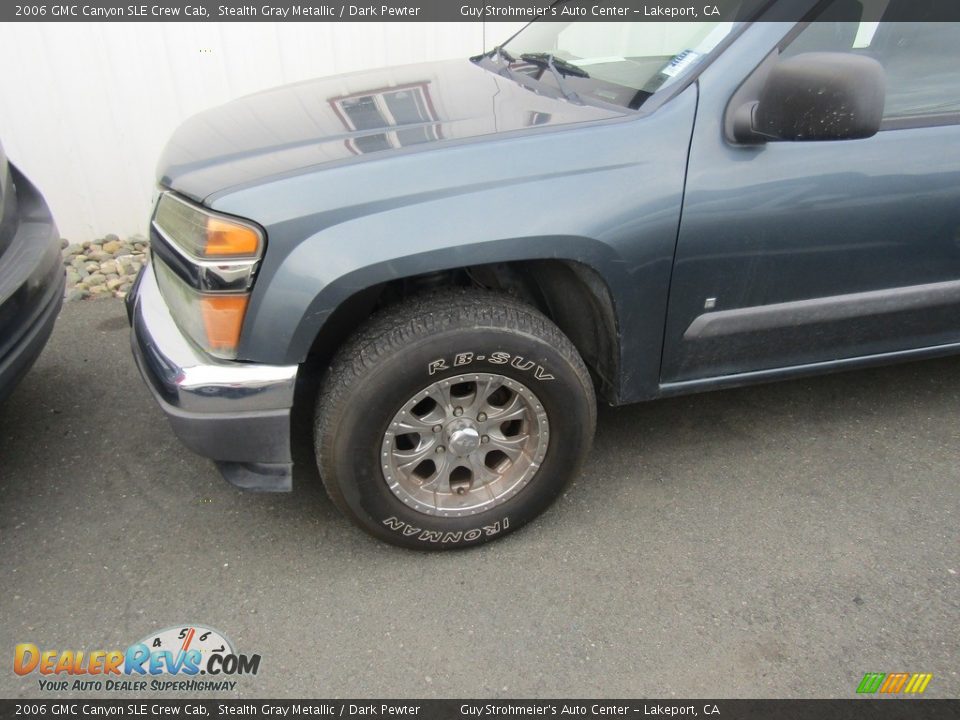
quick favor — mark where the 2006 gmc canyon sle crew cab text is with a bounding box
[127,2,960,548]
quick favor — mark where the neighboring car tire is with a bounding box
[315,289,596,549]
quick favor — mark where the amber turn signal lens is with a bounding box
[200,295,249,353]
[205,217,262,257]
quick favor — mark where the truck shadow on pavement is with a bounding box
[2,297,959,554]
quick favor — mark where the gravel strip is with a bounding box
[61,233,148,302]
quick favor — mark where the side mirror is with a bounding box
[734,52,885,143]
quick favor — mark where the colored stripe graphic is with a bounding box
[856,672,932,694]
[880,672,910,693]
[904,673,933,694]
[857,673,886,694]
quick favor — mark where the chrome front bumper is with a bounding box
[127,262,298,491]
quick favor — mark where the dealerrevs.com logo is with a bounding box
[14,624,261,692]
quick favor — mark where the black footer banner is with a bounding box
[1,700,958,720]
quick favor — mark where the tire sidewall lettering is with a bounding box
[381,516,509,544]
[428,351,555,381]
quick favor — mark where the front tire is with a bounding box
[314,289,596,549]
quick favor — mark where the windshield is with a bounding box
[499,20,739,109]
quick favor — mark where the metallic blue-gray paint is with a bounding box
[153,11,960,406]
[161,60,698,402]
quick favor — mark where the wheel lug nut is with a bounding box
[432,425,442,433]
[481,435,489,444]
[454,407,463,417]
[477,412,487,422]
[435,446,445,454]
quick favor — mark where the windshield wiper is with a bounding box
[491,46,516,65]
[485,45,520,80]
[518,52,589,102]
[520,52,590,78]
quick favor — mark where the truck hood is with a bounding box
[158,59,624,202]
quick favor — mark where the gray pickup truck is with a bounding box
[128,4,960,548]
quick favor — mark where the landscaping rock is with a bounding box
[60,234,149,300]
[64,288,89,303]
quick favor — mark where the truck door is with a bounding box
[661,3,960,386]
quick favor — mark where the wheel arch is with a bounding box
[300,252,624,404]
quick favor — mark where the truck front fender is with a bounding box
[210,84,699,403]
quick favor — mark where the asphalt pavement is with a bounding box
[1,299,957,699]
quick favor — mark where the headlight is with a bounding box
[154,261,250,357]
[151,192,264,359]
[154,192,262,259]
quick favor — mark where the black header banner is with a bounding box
[6,0,960,23]
[1,700,959,719]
